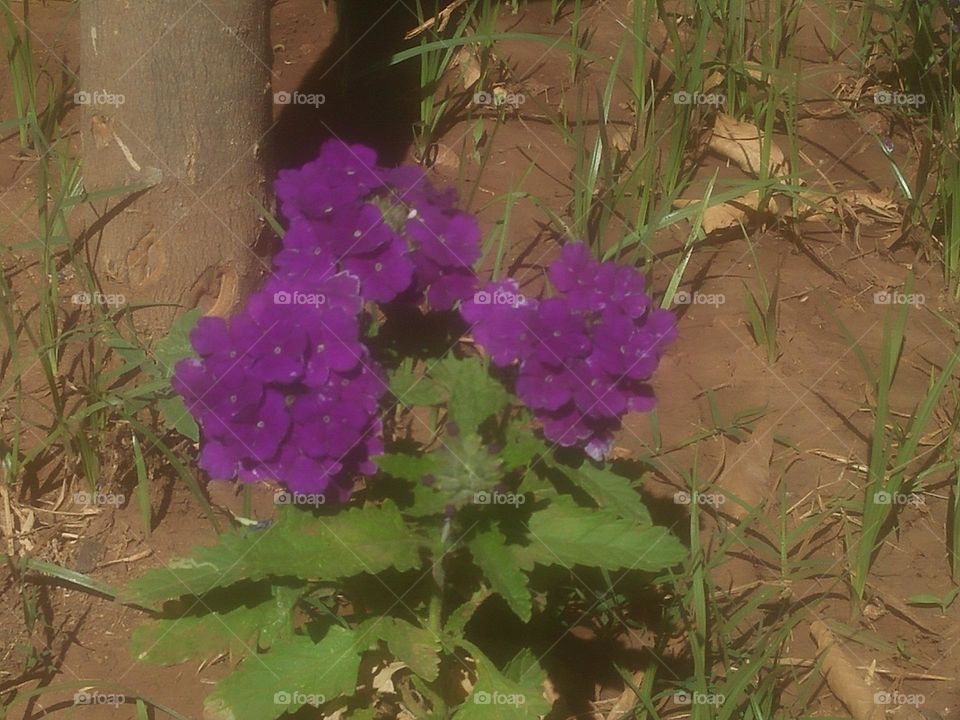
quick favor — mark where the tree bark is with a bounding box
[79,0,271,334]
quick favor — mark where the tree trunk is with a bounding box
[79,0,271,334]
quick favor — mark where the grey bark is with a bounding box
[79,0,272,333]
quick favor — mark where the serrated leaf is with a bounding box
[454,642,551,719]
[501,417,547,471]
[203,627,361,720]
[525,496,685,572]
[154,308,201,379]
[560,463,652,525]
[104,330,148,368]
[430,356,509,433]
[124,502,420,605]
[375,453,450,516]
[501,648,544,685]
[157,395,199,441]
[469,527,532,622]
[132,585,300,665]
[404,484,454,517]
[375,453,441,484]
[389,360,449,406]
[357,617,441,681]
[443,587,494,640]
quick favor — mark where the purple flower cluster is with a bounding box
[172,274,385,498]
[172,139,677,497]
[172,139,489,497]
[274,140,481,309]
[460,243,676,460]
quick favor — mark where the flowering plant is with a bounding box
[125,140,684,719]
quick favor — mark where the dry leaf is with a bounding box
[372,662,408,695]
[673,190,776,234]
[451,47,481,89]
[543,677,561,707]
[432,142,463,171]
[796,188,901,224]
[839,189,899,219]
[604,671,645,720]
[701,71,724,94]
[715,414,776,521]
[709,113,788,178]
[609,125,632,154]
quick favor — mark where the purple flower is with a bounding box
[460,280,538,366]
[273,138,482,307]
[173,267,386,497]
[342,242,415,303]
[460,243,675,459]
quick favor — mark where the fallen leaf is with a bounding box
[708,113,789,178]
[673,190,776,234]
[451,46,481,89]
[372,661,408,695]
[608,125,632,155]
[604,671,644,720]
[715,414,776,521]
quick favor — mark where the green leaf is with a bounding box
[443,587,494,640]
[907,594,944,606]
[559,462,653,525]
[203,626,362,720]
[502,416,547,471]
[524,496,685,572]
[104,330,147,369]
[469,527,532,622]
[406,483,455,517]
[389,359,449,406]
[430,356,509,432]
[153,308,201,379]
[156,395,199,441]
[131,585,300,665]
[375,452,441,484]
[124,502,420,605]
[357,617,441,681]
[907,587,959,608]
[502,648,544,684]
[454,641,551,719]
[375,453,451,516]
[432,432,505,508]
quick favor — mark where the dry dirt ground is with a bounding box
[2,0,960,718]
